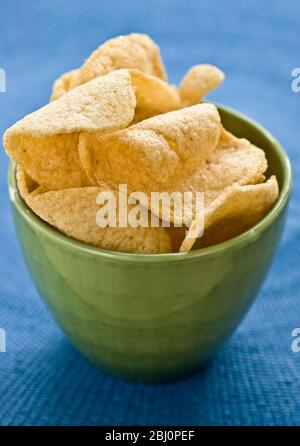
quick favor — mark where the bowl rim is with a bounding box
[8,103,292,263]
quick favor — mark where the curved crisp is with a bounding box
[50,69,80,101]
[4,71,136,190]
[79,103,221,196]
[179,176,279,252]
[51,33,167,100]
[165,128,269,250]
[16,168,172,254]
[179,64,225,107]
[52,68,180,122]
[129,69,180,122]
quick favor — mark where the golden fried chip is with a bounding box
[22,186,172,254]
[76,33,167,84]
[79,127,180,190]
[142,126,267,226]
[16,165,38,198]
[173,127,267,205]
[79,103,221,196]
[165,129,269,250]
[129,69,180,122]
[50,69,80,101]
[16,165,48,199]
[4,70,136,190]
[51,33,167,100]
[16,165,172,253]
[52,68,180,121]
[179,64,225,107]
[179,176,279,252]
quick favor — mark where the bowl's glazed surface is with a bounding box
[8,104,291,382]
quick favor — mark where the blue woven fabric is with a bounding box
[0,0,299,426]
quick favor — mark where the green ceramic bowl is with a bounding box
[8,104,292,382]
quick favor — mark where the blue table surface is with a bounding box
[0,0,299,426]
